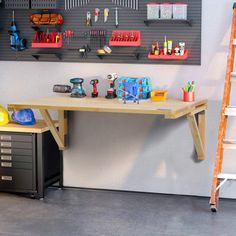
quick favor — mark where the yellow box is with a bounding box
[151,90,168,102]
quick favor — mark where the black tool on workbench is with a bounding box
[53,78,86,98]
[53,84,72,93]
[90,79,99,97]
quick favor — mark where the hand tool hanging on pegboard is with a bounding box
[112,7,121,28]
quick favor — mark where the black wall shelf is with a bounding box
[32,53,61,60]
[144,19,193,27]
[97,52,140,60]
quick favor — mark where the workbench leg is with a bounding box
[187,112,206,161]
[198,111,206,153]
[40,109,65,150]
[58,110,68,147]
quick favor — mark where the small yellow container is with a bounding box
[151,90,168,102]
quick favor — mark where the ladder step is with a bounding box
[225,106,236,116]
[223,139,236,149]
[233,39,236,46]
[218,173,236,180]
[231,72,236,78]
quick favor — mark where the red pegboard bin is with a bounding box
[109,30,141,47]
[31,33,62,48]
[148,50,189,60]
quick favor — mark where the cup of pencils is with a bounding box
[182,81,195,102]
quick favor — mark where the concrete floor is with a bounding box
[0,188,235,236]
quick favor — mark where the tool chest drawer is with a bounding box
[0,141,33,149]
[0,148,32,156]
[0,154,32,163]
[0,133,33,143]
[0,168,33,190]
[0,161,32,170]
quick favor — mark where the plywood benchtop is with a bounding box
[8,95,207,119]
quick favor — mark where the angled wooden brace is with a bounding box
[187,110,206,161]
[40,109,67,150]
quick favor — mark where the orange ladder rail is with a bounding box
[210,3,236,212]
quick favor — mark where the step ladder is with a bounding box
[210,3,236,212]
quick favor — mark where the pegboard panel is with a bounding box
[4,0,29,9]
[31,0,58,9]
[0,0,202,65]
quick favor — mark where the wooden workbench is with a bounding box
[0,120,58,133]
[8,95,207,160]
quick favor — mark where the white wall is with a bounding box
[1,0,236,198]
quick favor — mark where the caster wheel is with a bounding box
[210,205,217,212]
[30,194,36,199]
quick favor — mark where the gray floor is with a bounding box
[0,188,235,236]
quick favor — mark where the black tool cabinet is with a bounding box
[0,129,62,199]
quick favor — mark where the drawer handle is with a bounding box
[1,155,12,161]
[0,135,12,141]
[1,162,12,168]
[1,149,12,154]
[0,142,12,148]
[1,176,12,181]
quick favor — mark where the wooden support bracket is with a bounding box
[187,110,206,161]
[40,109,66,150]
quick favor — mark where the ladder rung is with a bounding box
[218,173,236,180]
[233,39,236,46]
[225,106,236,116]
[223,139,236,149]
[231,72,236,78]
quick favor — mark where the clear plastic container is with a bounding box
[147,3,160,20]
[173,3,188,20]
[160,3,173,19]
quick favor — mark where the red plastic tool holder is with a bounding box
[148,49,189,60]
[109,30,141,47]
[31,33,62,48]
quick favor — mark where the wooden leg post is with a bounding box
[187,111,206,161]
[40,109,65,150]
[58,110,68,147]
[198,110,206,153]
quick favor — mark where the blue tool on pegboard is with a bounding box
[118,77,152,103]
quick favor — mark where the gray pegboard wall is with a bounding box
[0,0,201,65]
